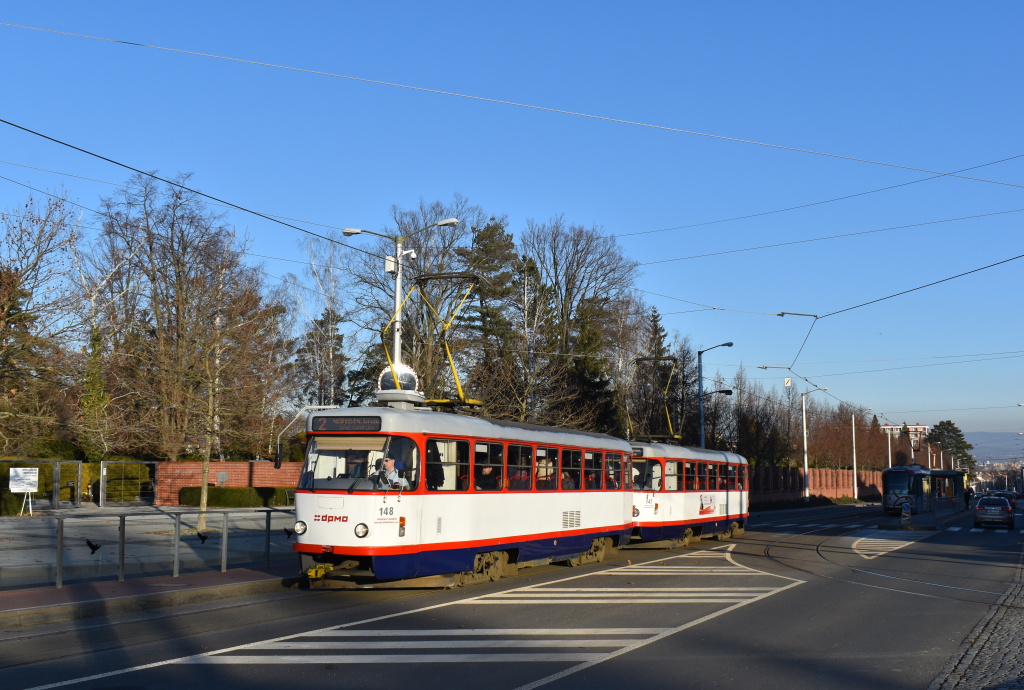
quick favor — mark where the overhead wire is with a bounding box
[619,154,1024,240]
[638,207,1024,267]
[0,117,384,260]
[4,22,1024,191]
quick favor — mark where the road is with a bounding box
[2,504,1021,690]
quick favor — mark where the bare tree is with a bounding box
[0,193,79,452]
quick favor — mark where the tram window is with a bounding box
[697,463,708,491]
[561,449,582,490]
[664,461,683,491]
[707,464,719,490]
[474,442,503,491]
[425,439,469,492]
[536,447,558,490]
[738,465,746,491]
[508,445,533,491]
[605,453,623,489]
[726,465,737,491]
[684,462,696,491]
[584,451,603,490]
[632,459,661,490]
[383,436,420,490]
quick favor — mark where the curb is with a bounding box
[0,575,302,631]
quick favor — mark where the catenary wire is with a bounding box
[4,22,1024,191]
[617,153,1024,239]
[638,207,1024,267]
[0,117,376,257]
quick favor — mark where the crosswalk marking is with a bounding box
[185,627,668,665]
[189,653,605,664]
[467,586,778,605]
[168,548,804,673]
[850,530,932,559]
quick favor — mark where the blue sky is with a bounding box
[1,3,1022,436]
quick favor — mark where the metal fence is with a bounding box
[0,507,297,590]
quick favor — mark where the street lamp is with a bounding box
[698,342,733,448]
[801,386,827,502]
[852,407,870,501]
[343,218,459,367]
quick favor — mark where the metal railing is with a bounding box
[0,508,297,589]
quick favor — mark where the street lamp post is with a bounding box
[698,342,733,448]
[801,387,827,502]
[851,408,870,501]
[343,218,459,366]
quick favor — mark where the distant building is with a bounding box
[880,423,929,450]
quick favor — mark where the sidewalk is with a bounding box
[0,503,301,631]
[0,563,301,631]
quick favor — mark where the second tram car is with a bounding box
[291,406,635,587]
[630,442,748,544]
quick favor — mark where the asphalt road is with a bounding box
[3,504,1021,690]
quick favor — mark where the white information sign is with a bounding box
[9,467,39,493]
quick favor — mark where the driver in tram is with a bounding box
[376,456,410,489]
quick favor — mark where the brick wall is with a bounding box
[151,462,880,507]
[153,462,302,506]
[750,465,881,503]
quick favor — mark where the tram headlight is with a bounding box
[293,521,307,535]
[354,523,369,538]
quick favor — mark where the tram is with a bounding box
[630,442,748,544]
[289,405,635,588]
[882,464,966,515]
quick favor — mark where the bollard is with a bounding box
[56,517,64,589]
[264,511,272,568]
[118,515,126,583]
[221,512,229,573]
[173,513,181,577]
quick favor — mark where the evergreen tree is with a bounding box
[926,420,975,473]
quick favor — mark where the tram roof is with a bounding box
[630,441,747,465]
[306,406,633,453]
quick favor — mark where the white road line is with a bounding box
[188,653,603,664]
[513,578,805,690]
[947,527,961,531]
[261,639,639,649]
[25,546,803,688]
[317,628,668,636]
[852,532,932,560]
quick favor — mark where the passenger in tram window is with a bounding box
[605,471,619,490]
[536,460,554,489]
[475,465,500,491]
[508,467,531,491]
[561,471,577,490]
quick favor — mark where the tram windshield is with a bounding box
[300,435,419,491]
[884,472,911,493]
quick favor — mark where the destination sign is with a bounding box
[311,416,382,432]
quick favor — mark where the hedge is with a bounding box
[178,486,293,508]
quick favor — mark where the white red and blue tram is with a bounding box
[630,442,748,544]
[290,406,635,587]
